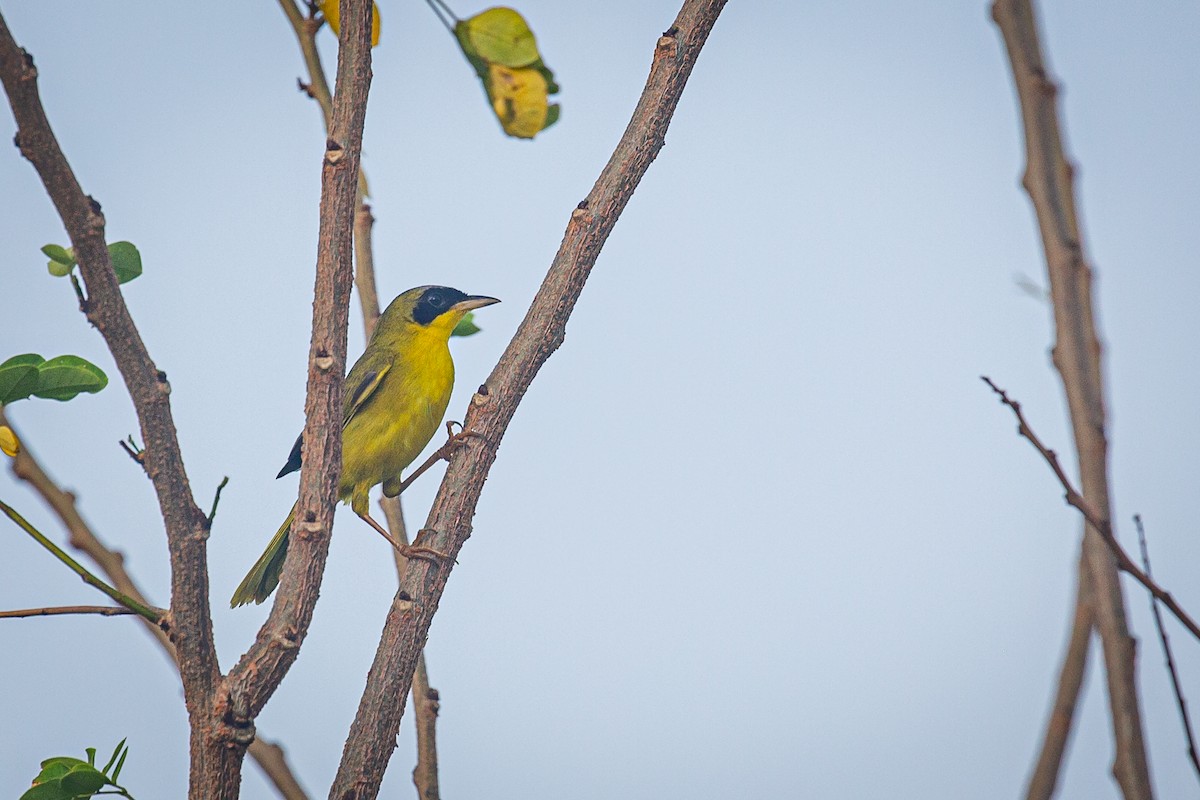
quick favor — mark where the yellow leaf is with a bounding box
[464,7,538,68]
[320,0,382,48]
[487,64,551,139]
[0,425,19,457]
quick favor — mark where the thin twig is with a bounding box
[0,605,140,619]
[206,476,230,527]
[0,498,164,624]
[1134,514,1200,783]
[423,0,458,34]
[383,498,442,799]
[330,3,728,796]
[1,411,311,799]
[982,377,1200,642]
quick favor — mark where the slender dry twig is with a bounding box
[330,2,728,796]
[222,0,375,730]
[982,378,1200,642]
[1026,553,1093,800]
[0,498,164,623]
[0,605,139,619]
[206,476,230,526]
[1134,515,1200,783]
[2,411,311,800]
[992,1,1153,795]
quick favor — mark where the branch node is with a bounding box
[295,518,323,540]
[325,138,345,164]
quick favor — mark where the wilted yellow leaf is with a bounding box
[320,0,382,47]
[0,425,19,457]
[487,64,550,139]
[451,6,560,139]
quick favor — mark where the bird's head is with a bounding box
[383,285,500,339]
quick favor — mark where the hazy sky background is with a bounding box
[2,1,1199,798]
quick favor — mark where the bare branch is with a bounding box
[1026,554,1093,800]
[0,12,237,793]
[0,605,140,619]
[992,1,1153,795]
[206,476,230,527]
[284,4,442,789]
[223,0,375,723]
[0,7,220,707]
[982,378,1200,642]
[1134,515,1200,784]
[250,738,313,800]
[330,2,728,796]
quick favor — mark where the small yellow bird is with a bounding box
[231,286,498,607]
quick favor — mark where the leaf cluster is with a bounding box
[20,739,135,800]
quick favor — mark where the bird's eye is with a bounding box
[427,294,444,308]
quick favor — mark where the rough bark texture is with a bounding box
[992,1,1153,797]
[328,2,728,797]
[223,0,375,727]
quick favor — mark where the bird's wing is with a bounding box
[343,364,390,426]
[275,364,392,479]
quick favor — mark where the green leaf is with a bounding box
[462,7,539,68]
[106,241,142,284]
[101,740,125,777]
[42,244,77,278]
[0,354,46,405]
[21,756,106,800]
[31,355,108,402]
[19,782,69,800]
[109,748,126,786]
[110,746,128,784]
[37,757,85,780]
[58,762,107,796]
[451,312,481,337]
[42,244,76,266]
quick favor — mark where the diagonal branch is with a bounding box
[330,2,728,796]
[982,378,1200,642]
[0,13,221,769]
[992,1,1153,796]
[281,1,444,789]
[223,0,375,723]
[0,605,141,619]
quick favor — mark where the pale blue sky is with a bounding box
[2,2,1199,798]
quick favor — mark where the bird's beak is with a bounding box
[450,295,500,313]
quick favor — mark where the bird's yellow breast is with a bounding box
[338,324,455,509]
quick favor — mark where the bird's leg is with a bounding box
[357,511,448,564]
[385,421,484,498]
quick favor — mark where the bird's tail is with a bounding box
[230,502,297,607]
